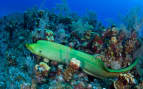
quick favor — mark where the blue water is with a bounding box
[1,0,143,25]
[0,0,143,36]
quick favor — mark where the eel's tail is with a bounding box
[105,58,139,73]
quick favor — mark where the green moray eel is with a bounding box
[26,40,139,79]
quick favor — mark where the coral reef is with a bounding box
[0,4,143,89]
[111,73,136,89]
[63,58,80,81]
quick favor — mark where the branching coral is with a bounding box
[70,19,93,37]
[121,8,143,37]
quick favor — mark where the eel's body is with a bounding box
[26,40,139,79]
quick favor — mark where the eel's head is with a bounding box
[26,40,57,58]
[26,43,43,56]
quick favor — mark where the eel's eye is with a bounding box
[39,50,42,53]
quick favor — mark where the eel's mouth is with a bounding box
[25,44,36,54]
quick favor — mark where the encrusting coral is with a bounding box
[45,30,54,41]
[34,62,50,82]
[63,58,80,81]
[90,26,141,70]
[112,73,136,89]
[135,81,143,89]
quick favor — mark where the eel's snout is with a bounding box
[25,44,36,54]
